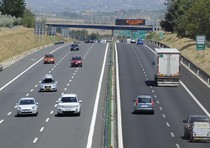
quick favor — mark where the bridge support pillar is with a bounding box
[111,29,114,37]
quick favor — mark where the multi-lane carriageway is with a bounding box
[0,42,209,148]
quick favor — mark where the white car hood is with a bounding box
[18,105,35,109]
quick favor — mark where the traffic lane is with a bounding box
[0,44,91,148]
[132,43,210,147]
[117,44,175,148]
[35,43,108,148]
[117,43,210,148]
[0,44,67,89]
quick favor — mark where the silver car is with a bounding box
[56,93,82,116]
[133,94,155,114]
[39,74,57,92]
[16,97,39,116]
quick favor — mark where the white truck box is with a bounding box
[154,48,180,86]
[190,122,210,141]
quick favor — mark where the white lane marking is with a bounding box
[159,107,162,111]
[67,83,70,86]
[0,45,66,92]
[0,119,4,124]
[71,76,74,79]
[73,73,76,76]
[54,104,57,107]
[171,132,175,137]
[7,112,12,115]
[26,93,29,96]
[49,71,51,73]
[69,80,72,82]
[40,127,44,132]
[35,85,38,87]
[75,70,78,73]
[33,138,38,143]
[115,43,124,148]
[14,106,17,108]
[145,44,210,116]
[176,144,180,148]
[146,77,149,80]
[156,100,159,104]
[51,68,54,71]
[86,43,109,148]
[64,88,67,91]
[180,81,210,117]
[166,122,170,127]
[30,89,33,92]
[154,95,157,98]
[50,111,54,114]
[162,114,166,118]
[152,90,155,93]
[83,44,95,59]
[54,65,56,68]
[46,118,49,122]
[150,86,152,89]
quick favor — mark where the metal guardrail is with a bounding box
[149,40,210,86]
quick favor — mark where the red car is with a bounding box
[44,54,55,64]
[71,56,83,67]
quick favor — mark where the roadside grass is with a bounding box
[152,32,210,75]
[0,27,72,63]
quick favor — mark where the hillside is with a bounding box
[154,32,210,75]
[0,27,71,63]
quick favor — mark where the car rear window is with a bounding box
[61,97,77,102]
[138,97,151,103]
[189,117,209,123]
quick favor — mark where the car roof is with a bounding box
[137,95,152,98]
[19,97,35,101]
[189,115,208,118]
[61,93,77,97]
[45,54,54,57]
[44,74,53,79]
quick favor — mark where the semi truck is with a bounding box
[154,48,180,86]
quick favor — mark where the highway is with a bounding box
[0,43,109,148]
[116,42,210,148]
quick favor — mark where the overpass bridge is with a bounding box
[45,22,154,36]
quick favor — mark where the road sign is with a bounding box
[34,22,46,35]
[196,35,206,50]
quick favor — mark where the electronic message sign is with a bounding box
[115,19,145,26]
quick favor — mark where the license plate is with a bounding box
[141,105,148,108]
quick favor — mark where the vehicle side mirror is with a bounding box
[36,102,39,105]
[55,81,58,84]
[56,100,58,103]
[79,100,82,103]
[183,120,187,123]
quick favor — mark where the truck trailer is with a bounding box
[154,48,180,86]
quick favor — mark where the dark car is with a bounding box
[137,39,144,45]
[70,44,79,51]
[71,56,83,67]
[44,54,55,64]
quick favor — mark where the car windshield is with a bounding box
[19,99,35,105]
[189,116,209,123]
[45,54,54,58]
[72,44,78,47]
[138,97,151,103]
[61,97,77,103]
[42,78,54,83]
[72,57,81,60]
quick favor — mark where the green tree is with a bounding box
[0,0,26,18]
[21,8,35,28]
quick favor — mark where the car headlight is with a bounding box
[40,84,44,88]
[52,84,56,88]
[18,107,21,110]
[32,106,35,110]
[72,105,79,108]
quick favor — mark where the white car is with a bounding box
[39,74,57,92]
[16,97,39,116]
[56,93,82,116]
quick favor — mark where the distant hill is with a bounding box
[25,0,166,13]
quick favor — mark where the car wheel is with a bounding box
[151,110,154,114]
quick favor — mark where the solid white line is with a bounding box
[180,81,210,117]
[33,138,38,143]
[115,43,124,148]
[40,127,44,132]
[0,45,66,92]
[0,119,4,124]
[86,43,109,148]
